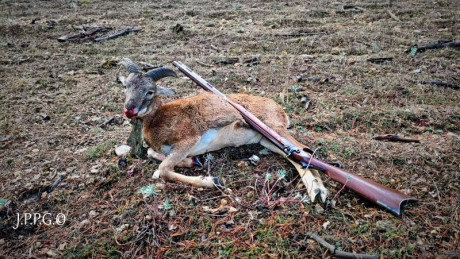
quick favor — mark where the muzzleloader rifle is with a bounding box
[172,61,416,215]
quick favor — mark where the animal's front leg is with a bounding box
[152,139,219,188]
[147,148,202,168]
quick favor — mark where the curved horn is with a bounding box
[121,58,140,74]
[145,67,177,81]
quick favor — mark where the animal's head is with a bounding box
[120,58,177,118]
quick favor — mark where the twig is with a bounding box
[309,233,379,259]
[367,57,393,64]
[215,57,239,65]
[100,116,115,129]
[94,28,141,42]
[386,9,401,22]
[196,60,214,67]
[275,31,327,37]
[331,175,350,203]
[406,40,460,53]
[373,134,420,143]
[45,174,66,194]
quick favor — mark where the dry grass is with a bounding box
[0,0,459,258]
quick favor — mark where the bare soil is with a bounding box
[0,0,459,258]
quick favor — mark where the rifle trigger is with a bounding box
[299,160,313,168]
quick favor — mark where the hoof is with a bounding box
[312,188,328,203]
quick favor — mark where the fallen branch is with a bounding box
[215,57,239,65]
[407,79,459,90]
[337,5,365,14]
[367,57,393,64]
[94,28,141,42]
[57,26,112,42]
[374,134,420,143]
[275,30,327,37]
[406,40,460,54]
[309,233,379,259]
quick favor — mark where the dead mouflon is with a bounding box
[119,58,328,202]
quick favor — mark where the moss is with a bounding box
[85,140,116,160]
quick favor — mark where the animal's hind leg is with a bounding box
[259,138,328,203]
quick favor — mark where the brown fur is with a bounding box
[142,92,288,152]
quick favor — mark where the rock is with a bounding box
[248,155,260,166]
[58,243,66,251]
[347,57,356,65]
[322,221,330,230]
[300,95,309,104]
[413,69,421,74]
[46,249,58,257]
[168,224,177,231]
[0,239,5,245]
[89,210,98,218]
[309,76,320,82]
[115,145,131,156]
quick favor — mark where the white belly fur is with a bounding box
[189,124,262,156]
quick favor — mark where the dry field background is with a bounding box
[0,0,459,258]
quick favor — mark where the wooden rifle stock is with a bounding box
[172,61,416,215]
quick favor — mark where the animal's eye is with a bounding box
[146,91,154,96]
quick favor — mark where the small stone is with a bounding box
[168,224,177,231]
[169,209,176,217]
[32,149,39,153]
[46,250,58,257]
[89,210,98,218]
[145,215,152,220]
[80,219,90,226]
[248,155,260,166]
[309,76,320,82]
[58,243,66,251]
[0,239,5,245]
[115,145,131,156]
[300,95,308,104]
[347,57,356,65]
[36,241,42,248]
[413,69,421,74]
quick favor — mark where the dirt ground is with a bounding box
[0,0,459,258]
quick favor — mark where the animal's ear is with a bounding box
[156,86,175,96]
[118,75,127,87]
